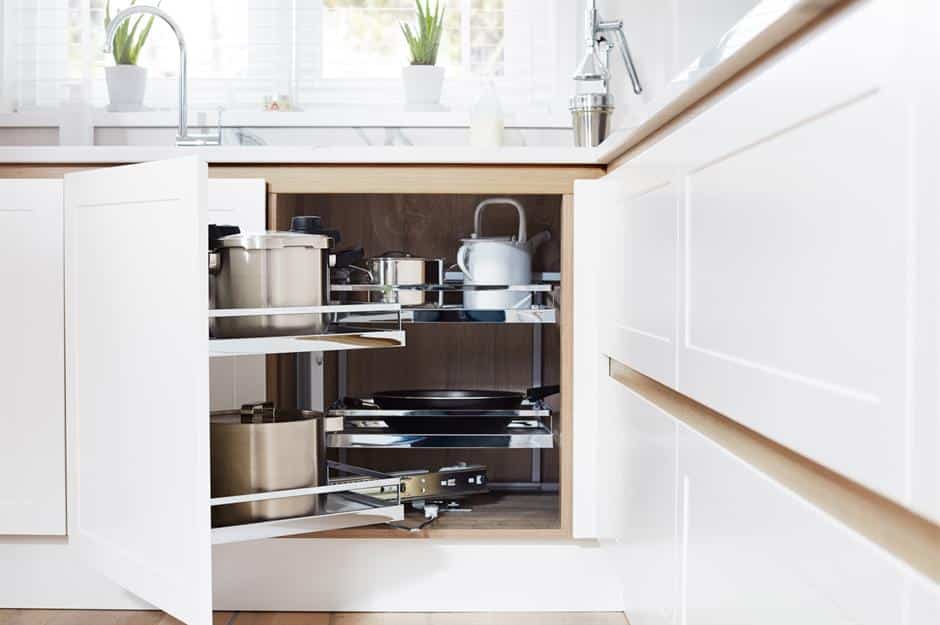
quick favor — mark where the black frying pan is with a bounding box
[363,385,560,432]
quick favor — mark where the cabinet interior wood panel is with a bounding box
[0,180,66,535]
[278,194,563,488]
[679,87,910,503]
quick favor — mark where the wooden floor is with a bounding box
[0,611,627,625]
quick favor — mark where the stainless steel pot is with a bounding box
[210,231,332,338]
[210,402,326,528]
[350,252,444,307]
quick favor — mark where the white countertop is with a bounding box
[0,145,606,166]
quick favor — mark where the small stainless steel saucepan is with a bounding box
[348,251,444,307]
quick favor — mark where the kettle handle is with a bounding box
[456,244,474,282]
[473,198,527,244]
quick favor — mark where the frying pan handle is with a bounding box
[525,385,560,402]
[342,397,368,409]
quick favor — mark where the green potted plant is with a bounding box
[400,0,445,111]
[103,0,160,111]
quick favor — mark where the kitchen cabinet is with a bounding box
[43,154,596,619]
[677,421,910,625]
[585,0,940,522]
[598,371,932,625]
[595,373,678,625]
[0,179,66,535]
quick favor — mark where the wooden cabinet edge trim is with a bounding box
[609,358,940,585]
[0,164,604,195]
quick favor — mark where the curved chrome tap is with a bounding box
[104,6,219,146]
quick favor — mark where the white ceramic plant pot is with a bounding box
[105,65,147,112]
[402,65,444,111]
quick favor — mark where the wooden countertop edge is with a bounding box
[609,359,940,585]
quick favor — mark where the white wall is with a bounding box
[588,0,763,131]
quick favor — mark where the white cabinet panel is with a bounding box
[611,180,679,387]
[678,425,908,625]
[65,158,212,625]
[678,86,910,502]
[598,376,679,625]
[906,575,940,625]
[207,179,266,411]
[0,180,66,535]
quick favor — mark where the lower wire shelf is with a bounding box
[326,421,555,449]
[209,469,403,544]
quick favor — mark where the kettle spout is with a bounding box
[527,230,551,252]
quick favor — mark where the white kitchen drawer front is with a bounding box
[598,376,679,625]
[609,176,679,388]
[0,179,66,535]
[678,424,912,625]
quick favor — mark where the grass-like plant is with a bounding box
[104,0,162,65]
[401,0,445,66]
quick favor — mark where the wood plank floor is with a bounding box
[0,611,627,625]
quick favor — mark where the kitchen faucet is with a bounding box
[104,6,221,146]
[573,0,642,95]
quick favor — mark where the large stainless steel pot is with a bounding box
[350,252,444,307]
[210,403,326,528]
[210,231,332,338]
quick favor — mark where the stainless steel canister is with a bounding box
[210,231,333,338]
[210,403,326,528]
[570,93,615,147]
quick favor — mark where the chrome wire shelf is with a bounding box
[208,303,406,356]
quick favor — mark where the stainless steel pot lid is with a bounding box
[210,403,323,425]
[216,231,333,250]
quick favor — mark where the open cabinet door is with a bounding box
[65,157,212,625]
[571,171,632,539]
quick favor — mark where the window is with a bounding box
[1,0,574,117]
[321,0,505,79]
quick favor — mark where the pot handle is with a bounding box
[525,385,561,403]
[208,251,221,276]
[348,264,376,282]
[456,244,474,282]
[473,198,527,244]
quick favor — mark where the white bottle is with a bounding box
[470,81,504,147]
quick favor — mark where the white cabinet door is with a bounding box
[571,167,680,538]
[207,179,266,411]
[678,424,909,625]
[0,180,66,535]
[65,158,212,625]
[598,376,679,625]
[610,174,679,388]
